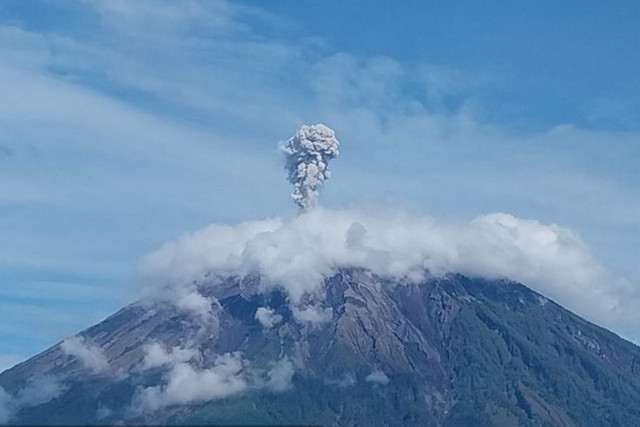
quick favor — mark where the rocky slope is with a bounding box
[2,270,640,426]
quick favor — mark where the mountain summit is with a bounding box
[2,270,640,425]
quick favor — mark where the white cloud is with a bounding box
[141,342,199,370]
[255,307,282,329]
[140,207,639,338]
[133,352,248,413]
[139,218,281,288]
[292,305,333,324]
[266,358,295,392]
[61,336,109,374]
[365,370,390,385]
[132,351,296,414]
[175,289,216,324]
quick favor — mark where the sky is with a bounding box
[0,0,639,371]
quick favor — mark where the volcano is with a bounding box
[2,270,640,426]
[2,125,638,426]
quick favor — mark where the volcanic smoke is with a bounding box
[280,124,340,210]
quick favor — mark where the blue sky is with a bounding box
[0,0,639,370]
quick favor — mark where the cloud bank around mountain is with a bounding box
[139,207,639,339]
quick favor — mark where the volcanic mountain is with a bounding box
[2,269,640,426]
[3,125,638,426]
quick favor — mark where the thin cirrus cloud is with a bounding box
[0,0,638,369]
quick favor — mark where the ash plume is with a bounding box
[280,124,340,210]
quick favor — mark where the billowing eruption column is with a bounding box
[280,124,340,210]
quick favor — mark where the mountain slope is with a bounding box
[2,270,640,426]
